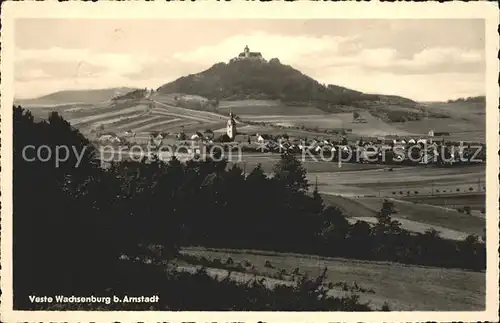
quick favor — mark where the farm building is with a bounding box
[98,134,121,144]
[257,134,272,144]
[191,132,204,140]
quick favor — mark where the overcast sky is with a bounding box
[14,19,485,101]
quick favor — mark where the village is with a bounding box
[94,110,485,167]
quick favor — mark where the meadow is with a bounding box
[218,99,326,116]
[320,194,484,240]
[180,246,485,311]
[312,164,485,197]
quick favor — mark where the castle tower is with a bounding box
[227,112,237,140]
[244,45,250,58]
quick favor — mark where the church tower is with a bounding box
[227,112,237,140]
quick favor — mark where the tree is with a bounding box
[375,199,400,233]
[310,183,325,215]
[272,152,309,192]
[13,106,117,307]
[318,206,350,248]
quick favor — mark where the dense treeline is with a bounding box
[13,106,485,310]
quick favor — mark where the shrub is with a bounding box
[463,206,471,215]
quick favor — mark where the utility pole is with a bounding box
[431,181,434,196]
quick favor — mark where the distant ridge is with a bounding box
[15,87,138,106]
[446,96,485,104]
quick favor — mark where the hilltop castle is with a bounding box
[231,45,265,62]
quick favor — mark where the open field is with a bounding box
[242,110,415,137]
[401,193,486,210]
[21,98,231,140]
[218,99,326,116]
[180,246,485,311]
[222,153,400,174]
[391,101,486,142]
[320,194,484,239]
[312,164,485,197]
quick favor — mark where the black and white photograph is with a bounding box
[1,2,498,322]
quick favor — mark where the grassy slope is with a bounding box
[181,246,485,311]
[313,165,485,197]
[320,193,484,238]
[392,100,485,142]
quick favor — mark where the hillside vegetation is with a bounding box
[156,59,430,122]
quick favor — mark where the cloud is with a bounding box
[14,47,187,98]
[172,31,356,66]
[311,65,484,101]
[323,46,483,74]
[15,67,52,81]
[171,32,483,76]
[15,47,159,77]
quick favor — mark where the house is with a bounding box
[99,134,114,142]
[257,133,272,143]
[99,134,121,144]
[191,132,204,140]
